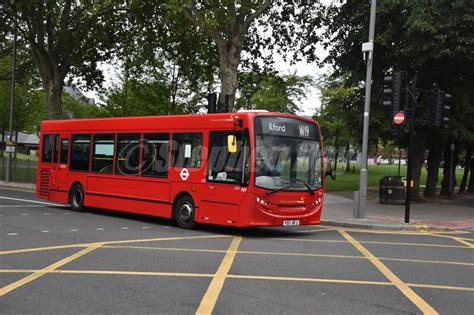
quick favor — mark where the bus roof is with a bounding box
[40,112,318,133]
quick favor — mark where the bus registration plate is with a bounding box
[283,220,300,226]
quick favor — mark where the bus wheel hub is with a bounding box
[179,204,192,222]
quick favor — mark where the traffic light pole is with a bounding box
[355,0,377,218]
[404,76,417,223]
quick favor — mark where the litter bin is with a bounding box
[379,176,405,205]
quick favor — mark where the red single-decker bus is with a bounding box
[37,111,324,228]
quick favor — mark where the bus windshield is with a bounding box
[254,117,322,191]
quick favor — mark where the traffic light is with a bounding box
[207,93,217,113]
[383,72,402,112]
[430,88,450,127]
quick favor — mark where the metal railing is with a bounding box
[0,152,37,183]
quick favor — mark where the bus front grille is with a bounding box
[39,168,51,197]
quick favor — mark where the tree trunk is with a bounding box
[47,80,63,120]
[440,138,460,196]
[459,144,472,193]
[345,141,350,173]
[468,154,474,193]
[424,141,442,197]
[218,44,241,112]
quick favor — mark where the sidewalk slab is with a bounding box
[0,181,36,191]
[323,192,474,231]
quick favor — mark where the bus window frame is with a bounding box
[207,129,250,186]
[171,132,203,169]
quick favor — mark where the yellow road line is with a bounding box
[103,245,227,254]
[0,235,230,255]
[380,257,474,267]
[1,269,473,293]
[295,228,336,233]
[274,237,468,249]
[0,245,102,297]
[227,274,392,286]
[196,236,242,315]
[333,227,469,235]
[105,245,473,266]
[426,233,474,248]
[267,238,347,243]
[408,283,474,292]
[339,230,438,315]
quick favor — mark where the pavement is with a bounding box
[1,187,473,314]
[323,193,474,231]
[1,180,472,231]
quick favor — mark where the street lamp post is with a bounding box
[355,0,377,218]
[6,6,17,183]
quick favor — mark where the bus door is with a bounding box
[54,136,70,189]
[201,131,250,225]
[38,134,59,198]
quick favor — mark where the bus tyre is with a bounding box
[69,184,85,212]
[174,195,196,229]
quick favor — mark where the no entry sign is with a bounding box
[393,112,405,125]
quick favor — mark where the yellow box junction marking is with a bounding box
[1,269,473,292]
[0,235,231,255]
[196,236,242,315]
[0,244,102,297]
[427,233,474,248]
[339,230,438,315]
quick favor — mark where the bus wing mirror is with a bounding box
[227,135,237,153]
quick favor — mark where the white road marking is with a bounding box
[141,226,150,229]
[0,196,63,206]
[0,205,43,208]
[70,229,78,232]
[121,227,129,230]
[43,213,51,216]
[97,228,104,231]
[7,233,18,236]
[21,213,29,216]
[64,212,72,215]
[41,231,50,233]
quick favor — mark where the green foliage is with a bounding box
[62,95,103,119]
[236,72,313,114]
[315,75,364,149]
[321,1,474,142]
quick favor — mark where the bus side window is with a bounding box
[60,138,69,164]
[142,133,169,178]
[41,134,53,163]
[70,134,91,172]
[92,134,115,174]
[207,131,249,185]
[172,133,202,168]
[116,133,140,175]
[52,134,59,163]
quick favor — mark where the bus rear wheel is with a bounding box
[174,195,196,229]
[69,184,85,212]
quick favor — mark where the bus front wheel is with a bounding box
[174,195,196,229]
[69,184,85,212]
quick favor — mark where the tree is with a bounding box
[235,72,313,114]
[3,0,123,119]
[177,0,271,111]
[321,1,474,197]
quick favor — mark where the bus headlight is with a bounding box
[312,197,322,206]
[256,196,269,207]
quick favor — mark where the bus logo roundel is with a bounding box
[180,168,189,181]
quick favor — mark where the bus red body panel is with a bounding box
[36,112,324,228]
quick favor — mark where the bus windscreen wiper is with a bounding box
[295,179,316,196]
[266,184,291,196]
